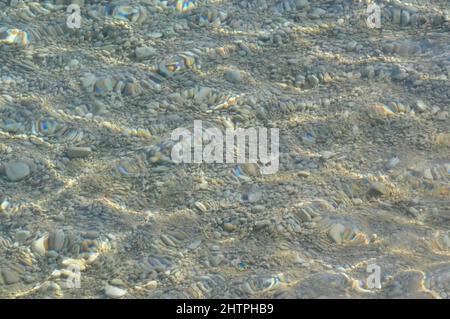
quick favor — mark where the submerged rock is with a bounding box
[4,160,30,182]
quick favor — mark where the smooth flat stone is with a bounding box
[370,182,387,196]
[1,268,20,285]
[135,46,156,60]
[328,223,346,244]
[104,285,127,299]
[67,146,92,159]
[4,160,30,182]
[224,70,243,83]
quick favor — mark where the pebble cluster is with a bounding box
[0,0,449,298]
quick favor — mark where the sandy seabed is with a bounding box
[0,0,449,299]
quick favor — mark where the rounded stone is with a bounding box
[67,146,92,159]
[223,223,236,232]
[85,230,99,239]
[49,230,65,252]
[224,70,243,83]
[392,8,401,24]
[14,230,30,243]
[401,10,410,26]
[328,223,346,244]
[385,157,400,170]
[369,181,387,196]
[135,46,156,60]
[94,77,115,94]
[415,100,427,113]
[4,160,30,182]
[81,74,96,91]
[105,285,127,299]
[443,235,450,249]
[46,250,59,258]
[295,0,309,9]
[307,75,320,87]
[123,82,142,96]
[31,236,48,256]
[1,268,20,285]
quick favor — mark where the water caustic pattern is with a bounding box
[0,0,449,298]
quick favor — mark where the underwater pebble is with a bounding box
[188,239,201,250]
[369,182,387,196]
[386,157,400,170]
[14,230,30,243]
[328,224,351,244]
[224,70,243,83]
[0,0,447,300]
[104,285,127,299]
[0,28,30,49]
[135,46,156,60]
[296,209,311,222]
[48,230,65,252]
[95,77,115,94]
[67,146,92,159]
[401,10,411,26]
[31,236,48,256]
[415,100,428,113]
[223,223,236,232]
[85,231,99,239]
[296,0,309,9]
[1,268,20,285]
[4,160,30,182]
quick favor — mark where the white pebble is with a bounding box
[104,285,127,299]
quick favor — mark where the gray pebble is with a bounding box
[401,10,410,26]
[85,230,99,239]
[369,181,387,196]
[223,223,236,232]
[328,223,345,244]
[415,100,427,113]
[296,0,309,9]
[46,250,59,258]
[4,160,30,182]
[1,268,20,285]
[392,8,401,24]
[385,157,400,170]
[188,239,201,250]
[67,146,92,159]
[307,75,319,87]
[104,285,127,298]
[135,46,156,60]
[14,230,30,243]
[297,209,312,222]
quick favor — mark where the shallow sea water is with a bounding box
[0,0,449,299]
